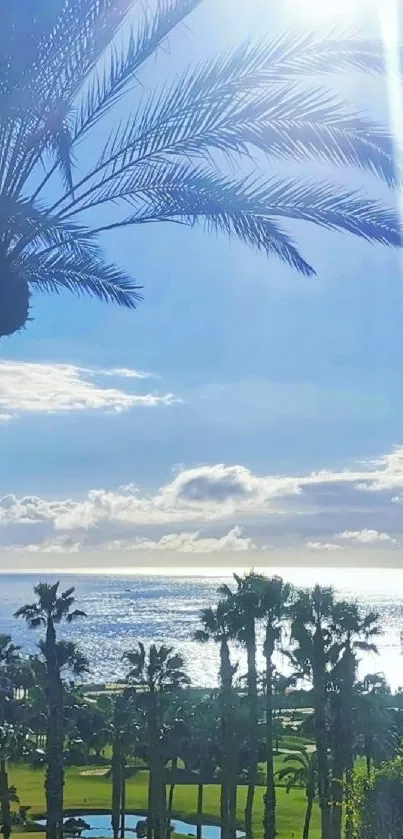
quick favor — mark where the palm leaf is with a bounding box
[23,249,142,308]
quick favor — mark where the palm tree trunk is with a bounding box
[312,648,331,839]
[219,639,232,839]
[0,759,11,839]
[228,712,238,839]
[166,756,178,839]
[344,653,356,839]
[120,761,126,839]
[245,633,258,839]
[147,689,159,839]
[228,771,237,839]
[44,620,64,839]
[330,692,343,839]
[111,736,122,839]
[197,784,203,839]
[344,752,354,839]
[364,740,371,779]
[302,794,314,839]
[263,639,275,839]
[147,765,154,839]
[154,752,166,839]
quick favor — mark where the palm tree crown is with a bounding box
[0,1,401,338]
[124,642,190,692]
[14,582,85,630]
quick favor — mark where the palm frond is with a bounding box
[74,0,203,142]
[22,248,142,308]
[60,165,316,274]
[57,66,398,219]
[63,165,401,276]
[252,30,391,77]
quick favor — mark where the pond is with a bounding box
[37,814,245,839]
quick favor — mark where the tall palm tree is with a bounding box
[124,643,189,839]
[15,583,86,839]
[290,586,336,839]
[219,573,265,839]
[276,748,317,839]
[259,576,293,839]
[0,2,401,339]
[331,603,381,839]
[195,603,238,839]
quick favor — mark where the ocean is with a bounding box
[0,568,403,690]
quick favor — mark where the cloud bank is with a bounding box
[1,447,403,562]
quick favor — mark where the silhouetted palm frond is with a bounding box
[0,2,400,338]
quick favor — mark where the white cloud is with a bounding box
[97,367,151,379]
[0,361,178,418]
[337,529,398,546]
[306,542,342,552]
[3,527,257,555]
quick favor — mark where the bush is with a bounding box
[351,756,403,838]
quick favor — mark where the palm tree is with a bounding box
[355,674,394,776]
[259,576,293,839]
[0,635,22,721]
[276,748,317,839]
[178,697,219,839]
[219,573,266,839]
[124,643,190,839]
[15,583,86,839]
[290,586,336,839]
[0,3,401,340]
[195,603,238,839]
[330,603,381,839]
[97,693,138,839]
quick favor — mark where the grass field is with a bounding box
[9,762,320,839]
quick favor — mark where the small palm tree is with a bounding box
[124,643,189,839]
[177,697,219,839]
[97,693,138,839]
[330,603,381,839]
[0,2,401,339]
[355,674,395,776]
[0,724,32,839]
[276,748,317,839]
[195,603,238,839]
[15,583,86,839]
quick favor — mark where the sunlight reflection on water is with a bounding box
[0,569,402,689]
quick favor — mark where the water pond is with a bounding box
[37,814,245,839]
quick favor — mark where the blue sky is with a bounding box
[1,0,403,569]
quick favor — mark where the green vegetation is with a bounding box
[8,765,320,839]
[0,574,401,839]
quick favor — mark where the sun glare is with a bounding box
[290,0,369,19]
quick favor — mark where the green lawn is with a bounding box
[9,763,320,839]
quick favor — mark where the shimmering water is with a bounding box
[1,569,403,690]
